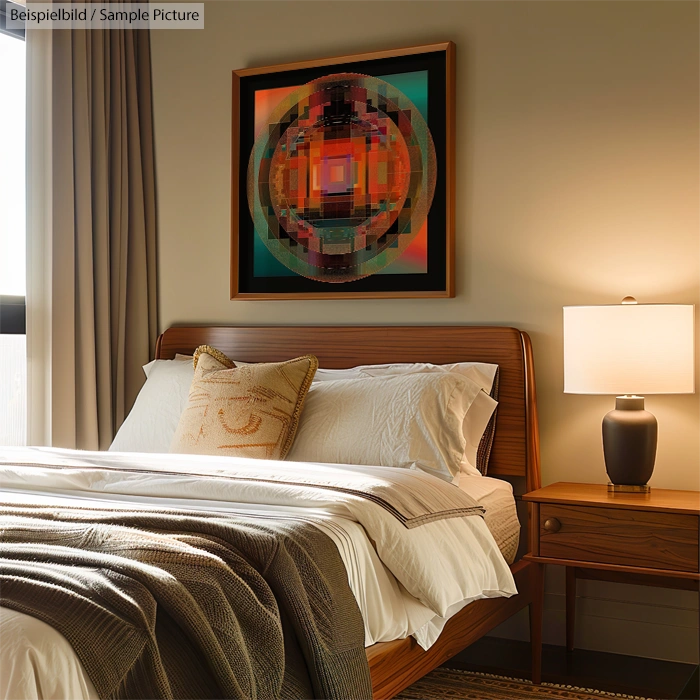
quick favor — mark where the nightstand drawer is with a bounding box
[539,504,699,572]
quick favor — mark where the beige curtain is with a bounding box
[27,23,157,450]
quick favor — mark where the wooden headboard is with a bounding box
[156,325,541,492]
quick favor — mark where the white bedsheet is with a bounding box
[0,449,518,700]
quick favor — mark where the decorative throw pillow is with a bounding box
[170,348,318,460]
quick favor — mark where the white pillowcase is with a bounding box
[110,358,498,478]
[314,362,498,477]
[314,361,498,393]
[459,391,498,476]
[109,357,193,454]
[286,372,481,482]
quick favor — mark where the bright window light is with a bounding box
[0,28,26,447]
[0,31,26,296]
[0,335,26,445]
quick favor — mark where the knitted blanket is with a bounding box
[0,503,371,700]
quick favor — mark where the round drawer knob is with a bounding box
[543,517,561,533]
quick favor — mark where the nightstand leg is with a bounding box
[566,566,576,652]
[529,562,544,685]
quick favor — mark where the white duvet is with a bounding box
[0,447,517,700]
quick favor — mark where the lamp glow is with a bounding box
[564,303,694,395]
[563,300,695,492]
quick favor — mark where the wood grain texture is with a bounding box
[529,562,544,684]
[445,41,456,298]
[529,502,540,557]
[233,42,454,78]
[565,566,576,652]
[230,70,241,300]
[366,560,534,700]
[522,482,700,515]
[526,483,700,664]
[521,333,541,493]
[524,555,700,581]
[539,504,699,572]
[156,325,537,479]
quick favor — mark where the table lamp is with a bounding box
[563,298,695,493]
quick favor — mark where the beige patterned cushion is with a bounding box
[170,349,318,459]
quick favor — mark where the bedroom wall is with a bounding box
[150,1,699,663]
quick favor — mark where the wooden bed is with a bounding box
[155,325,543,699]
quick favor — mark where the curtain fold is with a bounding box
[27,16,157,450]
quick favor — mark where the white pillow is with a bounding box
[286,372,481,482]
[314,362,498,477]
[314,361,498,393]
[111,357,497,474]
[109,357,194,453]
[459,391,497,476]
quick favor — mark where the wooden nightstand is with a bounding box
[522,483,700,681]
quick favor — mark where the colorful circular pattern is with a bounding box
[248,73,436,283]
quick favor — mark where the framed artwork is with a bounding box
[231,42,455,299]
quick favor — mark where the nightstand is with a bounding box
[522,483,700,681]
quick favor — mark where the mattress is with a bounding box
[0,458,518,700]
[459,474,520,566]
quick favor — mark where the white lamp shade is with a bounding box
[563,303,695,395]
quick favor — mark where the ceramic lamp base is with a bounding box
[602,395,657,488]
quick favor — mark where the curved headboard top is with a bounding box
[156,325,540,490]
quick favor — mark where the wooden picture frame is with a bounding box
[231,42,456,299]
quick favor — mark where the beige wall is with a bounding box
[151,1,699,662]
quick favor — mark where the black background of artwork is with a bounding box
[237,50,448,295]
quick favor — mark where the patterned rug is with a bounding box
[395,668,653,700]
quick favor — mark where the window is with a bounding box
[0,7,26,446]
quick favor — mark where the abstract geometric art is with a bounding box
[232,43,454,298]
[247,73,436,283]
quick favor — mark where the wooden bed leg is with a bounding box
[566,566,576,652]
[529,562,544,685]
